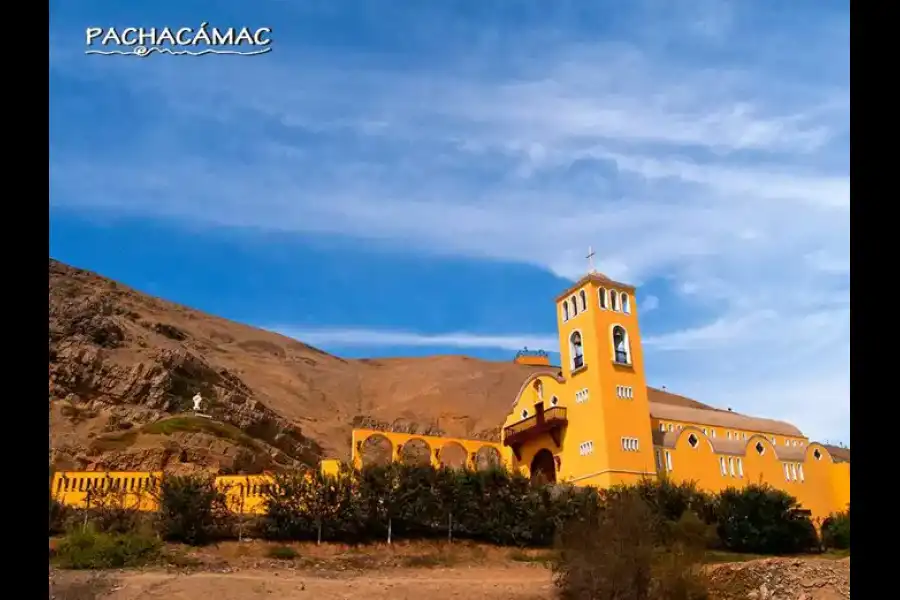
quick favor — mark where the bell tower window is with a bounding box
[612,325,631,365]
[599,287,608,309]
[621,292,630,314]
[579,290,587,312]
[562,301,569,322]
[570,331,585,371]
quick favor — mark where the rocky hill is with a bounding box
[49,259,555,473]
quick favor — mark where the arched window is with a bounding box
[610,290,619,311]
[570,331,585,370]
[598,287,608,309]
[621,292,630,314]
[562,301,569,321]
[570,295,579,316]
[579,290,587,312]
[612,325,630,364]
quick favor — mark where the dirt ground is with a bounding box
[52,566,551,600]
[48,540,850,600]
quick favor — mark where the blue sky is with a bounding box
[49,1,849,444]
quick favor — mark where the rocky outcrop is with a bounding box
[706,557,850,600]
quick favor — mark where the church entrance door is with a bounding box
[530,448,557,484]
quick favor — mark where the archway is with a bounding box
[360,434,393,468]
[399,438,432,467]
[438,442,467,469]
[530,449,557,484]
[475,446,502,471]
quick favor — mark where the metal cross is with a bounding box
[586,246,597,273]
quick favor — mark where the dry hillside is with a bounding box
[51,258,839,474]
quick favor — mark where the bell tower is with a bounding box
[554,249,656,487]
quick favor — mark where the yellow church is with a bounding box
[351,267,850,521]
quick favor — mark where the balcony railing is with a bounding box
[503,406,568,460]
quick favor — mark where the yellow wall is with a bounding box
[350,428,507,470]
[651,431,850,520]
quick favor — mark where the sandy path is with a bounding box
[61,566,553,600]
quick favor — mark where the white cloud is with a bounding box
[641,295,660,313]
[49,4,849,443]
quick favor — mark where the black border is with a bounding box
[40,2,864,593]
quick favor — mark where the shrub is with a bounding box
[266,545,298,560]
[156,474,231,545]
[609,478,718,548]
[821,507,850,550]
[50,497,70,535]
[552,491,709,600]
[716,485,819,554]
[53,528,161,569]
[72,487,145,534]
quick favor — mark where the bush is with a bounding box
[608,478,718,548]
[258,463,598,546]
[50,497,70,535]
[552,491,709,600]
[67,487,146,534]
[53,528,161,569]
[156,474,231,545]
[716,485,819,554]
[267,545,298,560]
[821,508,850,550]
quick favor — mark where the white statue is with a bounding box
[192,393,203,412]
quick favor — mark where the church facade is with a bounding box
[500,271,850,521]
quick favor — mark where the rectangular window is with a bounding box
[668,424,674,432]
[784,464,791,481]
[727,431,732,440]
[665,451,673,471]
[655,451,663,470]
[659,423,666,432]
[620,437,639,452]
[737,458,744,478]
[703,428,709,435]
[798,464,805,482]
[719,456,727,476]
[728,457,735,477]
[711,430,716,438]
[790,464,798,481]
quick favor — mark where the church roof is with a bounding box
[823,445,850,463]
[651,428,810,461]
[555,272,636,302]
[649,401,803,438]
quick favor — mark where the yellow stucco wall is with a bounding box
[350,428,507,471]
